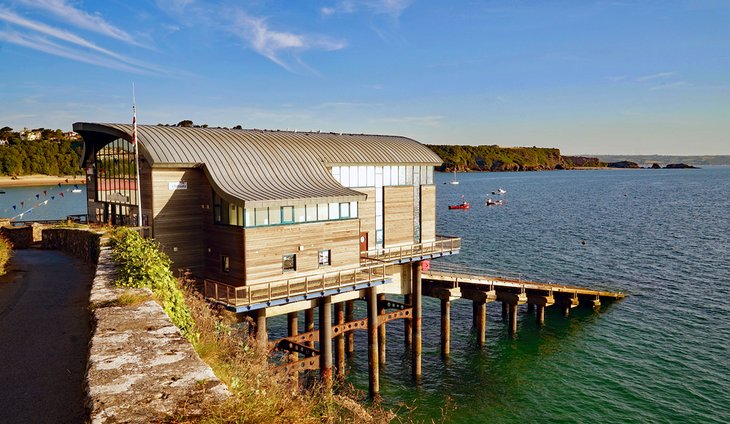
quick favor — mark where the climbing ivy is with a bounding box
[107,227,195,339]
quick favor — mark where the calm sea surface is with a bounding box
[0,184,87,221]
[5,170,730,423]
[272,167,730,423]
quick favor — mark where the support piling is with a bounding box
[412,261,422,382]
[367,286,379,398]
[334,302,345,378]
[440,298,451,357]
[319,296,332,388]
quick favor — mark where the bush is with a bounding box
[107,227,195,339]
[0,235,11,276]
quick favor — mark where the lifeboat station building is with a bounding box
[73,122,461,394]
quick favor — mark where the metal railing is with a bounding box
[360,235,461,263]
[205,262,395,308]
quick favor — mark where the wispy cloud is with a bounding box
[373,115,444,127]
[0,8,166,74]
[650,81,688,90]
[16,0,143,47]
[636,71,675,82]
[321,0,413,18]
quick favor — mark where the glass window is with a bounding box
[414,166,421,186]
[244,209,253,227]
[221,255,230,273]
[341,167,350,186]
[229,204,238,225]
[329,203,340,219]
[318,250,331,267]
[281,206,294,223]
[282,254,296,272]
[349,166,358,187]
[295,205,306,222]
[358,166,367,187]
[306,204,317,222]
[383,166,391,186]
[255,208,268,226]
[269,207,281,225]
[318,203,329,220]
[340,202,350,218]
[427,167,434,184]
[332,166,340,182]
[367,166,375,186]
[391,166,398,185]
[405,166,413,185]
[350,201,358,218]
[398,166,406,185]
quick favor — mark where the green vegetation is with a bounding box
[0,235,11,276]
[107,227,195,338]
[107,228,391,423]
[427,144,567,171]
[0,126,82,176]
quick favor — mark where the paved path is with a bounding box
[0,249,94,424]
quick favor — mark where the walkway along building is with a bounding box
[73,122,463,395]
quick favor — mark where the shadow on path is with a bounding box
[0,249,94,423]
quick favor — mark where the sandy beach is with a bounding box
[0,175,85,188]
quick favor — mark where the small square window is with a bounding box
[340,202,350,218]
[318,250,331,267]
[283,254,296,272]
[281,206,294,223]
[221,255,230,273]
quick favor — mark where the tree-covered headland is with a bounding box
[427,144,606,171]
[0,127,82,176]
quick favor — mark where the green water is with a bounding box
[271,168,730,423]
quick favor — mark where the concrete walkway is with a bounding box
[0,249,94,423]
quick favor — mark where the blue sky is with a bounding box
[0,0,728,155]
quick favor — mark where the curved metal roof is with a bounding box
[73,123,442,208]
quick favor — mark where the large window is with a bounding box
[95,137,138,208]
[332,165,434,188]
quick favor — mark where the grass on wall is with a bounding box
[0,235,11,276]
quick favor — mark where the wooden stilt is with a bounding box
[412,261,422,382]
[527,303,535,313]
[502,301,508,319]
[305,308,314,348]
[508,303,517,336]
[334,302,345,378]
[377,293,386,366]
[345,300,355,356]
[403,294,412,349]
[475,300,486,347]
[255,309,268,346]
[287,311,298,360]
[440,298,450,357]
[367,286,379,398]
[537,305,545,326]
[319,297,332,388]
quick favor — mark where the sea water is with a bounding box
[269,167,730,423]
[0,184,87,221]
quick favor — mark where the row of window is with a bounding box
[213,192,358,227]
[331,165,434,188]
[220,250,331,274]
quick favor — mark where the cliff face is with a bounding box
[427,145,567,172]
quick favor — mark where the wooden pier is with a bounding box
[251,260,624,398]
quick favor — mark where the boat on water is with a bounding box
[486,198,505,206]
[448,201,470,210]
[449,170,459,185]
[491,188,506,195]
[72,189,82,193]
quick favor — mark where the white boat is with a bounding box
[491,188,506,195]
[449,170,459,185]
[72,189,82,193]
[486,198,505,206]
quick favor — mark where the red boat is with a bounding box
[448,201,470,210]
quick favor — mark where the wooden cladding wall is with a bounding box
[355,187,376,250]
[384,185,414,247]
[151,168,205,274]
[420,185,436,242]
[244,219,360,285]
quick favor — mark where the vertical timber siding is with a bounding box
[384,186,414,247]
[420,185,436,242]
[356,188,376,250]
[244,219,360,285]
[151,168,205,274]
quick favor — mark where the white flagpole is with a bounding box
[132,83,143,228]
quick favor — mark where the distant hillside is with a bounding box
[596,155,730,167]
[426,145,567,171]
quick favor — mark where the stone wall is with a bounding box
[41,228,103,264]
[0,225,33,249]
[37,227,229,423]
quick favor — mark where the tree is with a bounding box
[177,120,193,127]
